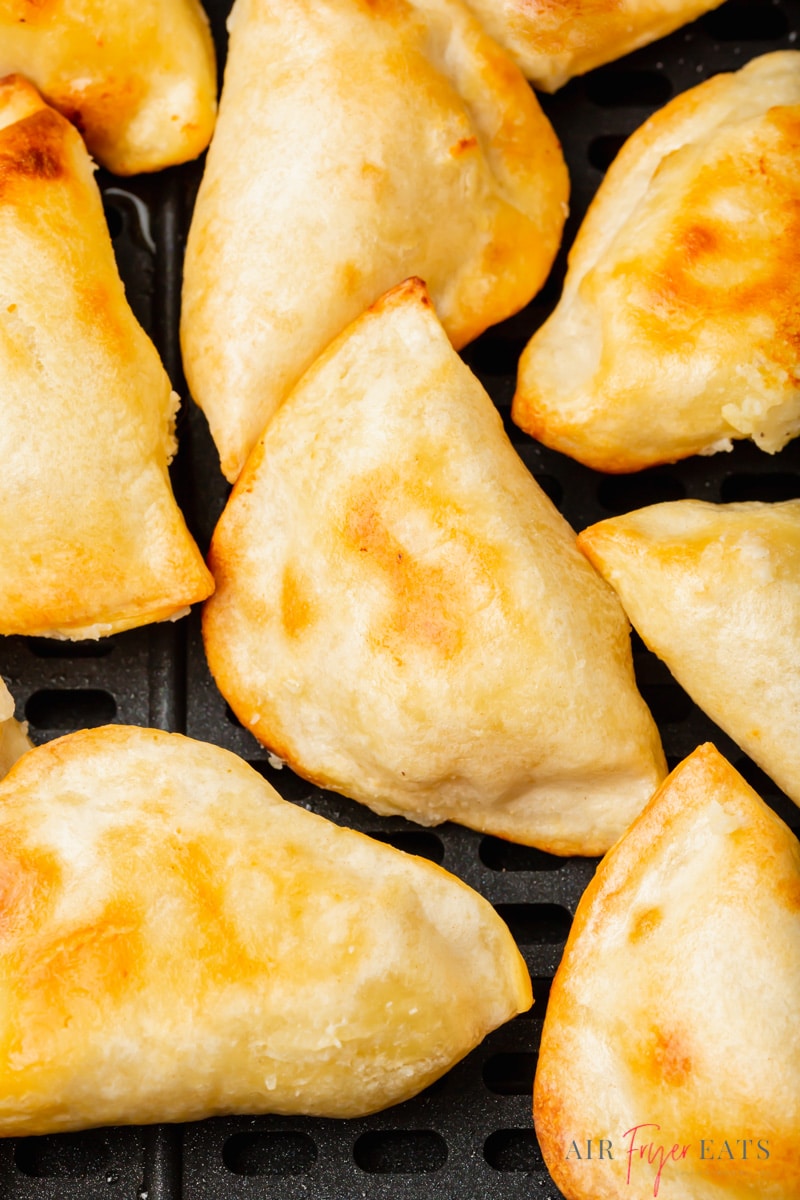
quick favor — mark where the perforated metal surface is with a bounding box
[1,1,799,1195]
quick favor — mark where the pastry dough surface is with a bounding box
[203,279,665,855]
[0,680,30,778]
[578,498,800,810]
[514,52,800,472]
[461,0,725,91]
[0,0,216,173]
[0,724,530,1135]
[181,0,569,480]
[0,77,213,638]
[535,744,800,1199]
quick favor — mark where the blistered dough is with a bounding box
[514,52,800,472]
[461,0,725,92]
[0,77,213,638]
[0,0,216,174]
[535,744,800,1199]
[181,0,569,480]
[578,498,800,811]
[0,724,530,1134]
[203,278,665,855]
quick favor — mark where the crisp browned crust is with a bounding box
[0,78,213,638]
[0,0,216,173]
[514,52,800,473]
[578,498,800,812]
[460,0,726,91]
[181,0,569,480]
[203,278,665,854]
[535,744,800,1198]
[0,724,531,1134]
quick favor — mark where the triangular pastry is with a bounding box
[513,52,800,472]
[181,0,569,481]
[0,77,213,638]
[203,278,665,855]
[0,0,216,174]
[534,744,800,1199]
[0,724,531,1134]
[578,498,800,811]
[460,0,725,92]
[0,680,30,777]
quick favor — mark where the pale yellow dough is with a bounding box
[535,745,800,1199]
[0,680,30,777]
[203,279,665,855]
[461,0,725,92]
[579,498,800,811]
[0,0,216,174]
[0,77,213,638]
[0,724,531,1135]
[181,0,569,481]
[514,51,800,472]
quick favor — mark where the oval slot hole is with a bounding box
[587,133,627,172]
[720,472,800,503]
[27,638,114,659]
[586,68,672,108]
[533,474,563,507]
[494,903,572,945]
[701,1,788,40]
[353,1130,447,1174]
[480,837,564,872]
[222,1131,317,1176]
[15,1131,111,1178]
[483,1052,538,1096]
[596,471,686,514]
[368,830,444,863]
[25,689,117,731]
[484,1129,544,1172]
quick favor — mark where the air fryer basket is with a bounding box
[1,1,798,1196]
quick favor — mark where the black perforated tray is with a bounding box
[1,1,799,1196]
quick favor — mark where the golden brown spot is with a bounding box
[517,0,624,55]
[629,905,663,943]
[24,901,141,1005]
[280,564,317,640]
[624,108,800,370]
[650,1026,692,1087]
[342,475,467,659]
[3,0,52,21]
[450,136,477,157]
[340,261,364,297]
[679,222,719,261]
[0,842,61,941]
[3,896,144,1072]
[165,836,263,984]
[777,874,800,912]
[0,109,65,198]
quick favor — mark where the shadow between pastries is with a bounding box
[181,0,569,481]
[0,725,530,1135]
[578,498,800,813]
[535,744,800,1199]
[459,0,726,92]
[0,77,213,639]
[203,278,665,856]
[513,51,800,472]
[0,0,216,174]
